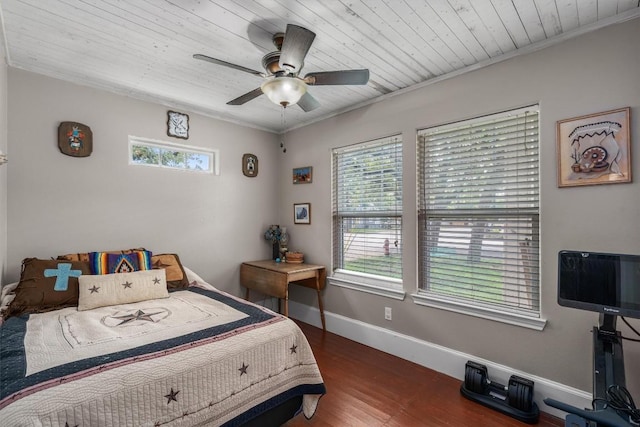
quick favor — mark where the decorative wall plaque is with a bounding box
[167,110,189,139]
[58,122,93,157]
[242,153,258,177]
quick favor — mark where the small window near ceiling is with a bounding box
[415,105,543,329]
[330,135,404,299]
[128,136,219,175]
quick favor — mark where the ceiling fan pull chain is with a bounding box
[280,107,287,153]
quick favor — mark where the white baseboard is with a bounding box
[288,300,591,420]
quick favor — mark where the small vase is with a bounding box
[272,242,280,260]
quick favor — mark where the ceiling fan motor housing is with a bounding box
[272,32,285,50]
[262,51,283,75]
[261,32,287,76]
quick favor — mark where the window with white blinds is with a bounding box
[417,106,541,322]
[331,135,403,293]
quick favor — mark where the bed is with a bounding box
[0,253,325,426]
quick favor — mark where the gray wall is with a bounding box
[0,28,7,286]
[282,19,640,394]
[6,69,280,294]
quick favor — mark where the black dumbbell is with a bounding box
[508,375,535,412]
[464,361,489,394]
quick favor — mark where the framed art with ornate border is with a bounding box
[167,110,189,139]
[557,107,631,187]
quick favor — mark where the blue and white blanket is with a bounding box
[0,278,325,426]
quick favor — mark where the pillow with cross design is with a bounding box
[4,258,91,318]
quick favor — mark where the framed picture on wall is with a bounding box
[557,107,631,187]
[293,166,312,184]
[293,203,311,224]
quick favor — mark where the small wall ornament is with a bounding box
[242,153,259,177]
[167,110,189,139]
[58,122,93,157]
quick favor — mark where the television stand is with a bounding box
[544,314,632,426]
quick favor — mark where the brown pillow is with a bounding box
[58,247,147,262]
[151,254,189,289]
[6,258,91,317]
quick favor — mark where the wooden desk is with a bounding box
[240,260,326,330]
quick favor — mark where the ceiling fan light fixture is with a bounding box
[261,77,307,107]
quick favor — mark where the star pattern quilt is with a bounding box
[0,274,325,426]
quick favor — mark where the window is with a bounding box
[330,135,403,298]
[416,106,544,329]
[129,136,219,175]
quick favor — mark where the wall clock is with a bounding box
[167,110,189,139]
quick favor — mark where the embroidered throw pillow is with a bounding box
[151,253,189,289]
[5,258,91,318]
[57,248,148,263]
[78,269,169,311]
[89,250,152,275]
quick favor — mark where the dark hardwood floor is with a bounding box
[284,320,564,427]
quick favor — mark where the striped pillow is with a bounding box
[89,250,152,275]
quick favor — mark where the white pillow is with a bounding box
[1,282,19,299]
[78,269,169,311]
[0,283,19,320]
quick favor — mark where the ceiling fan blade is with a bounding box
[279,24,316,73]
[227,87,263,105]
[193,54,265,77]
[305,69,370,86]
[297,92,321,112]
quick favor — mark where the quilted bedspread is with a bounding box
[0,282,325,426]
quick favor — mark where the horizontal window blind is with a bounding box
[418,106,540,315]
[332,135,403,281]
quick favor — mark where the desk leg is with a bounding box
[317,290,326,331]
[284,287,289,317]
[245,288,250,301]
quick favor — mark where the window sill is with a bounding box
[411,292,547,331]
[329,271,405,300]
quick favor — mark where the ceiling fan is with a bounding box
[194,24,370,112]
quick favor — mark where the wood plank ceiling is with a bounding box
[1,0,638,133]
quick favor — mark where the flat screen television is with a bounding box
[558,250,640,319]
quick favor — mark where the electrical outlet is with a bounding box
[384,307,392,321]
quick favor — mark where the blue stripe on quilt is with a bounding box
[0,315,27,395]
